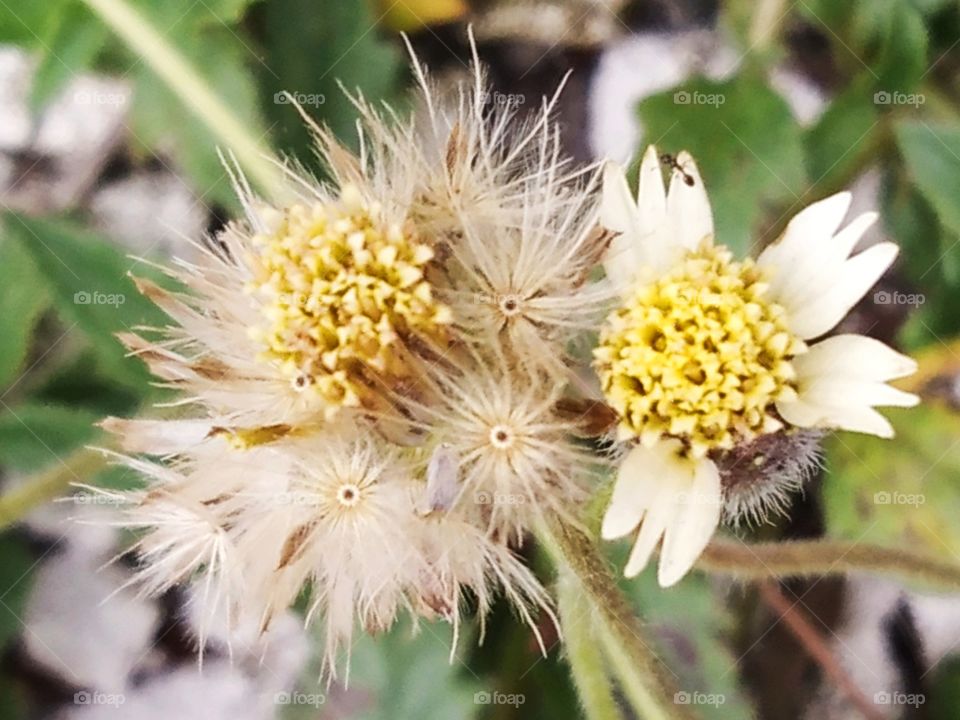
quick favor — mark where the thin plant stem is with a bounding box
[0,448,107,529]
[699,538,960,592]
[538,519,694,720]
[557,569,622,720]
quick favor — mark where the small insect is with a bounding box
[660,153,696,187]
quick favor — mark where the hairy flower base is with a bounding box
[595,241,806,457]
[247,185,451,410]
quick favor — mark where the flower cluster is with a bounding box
[97,45,606,677]
[92,45,918,678]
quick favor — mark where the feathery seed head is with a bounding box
[246,185,451,414]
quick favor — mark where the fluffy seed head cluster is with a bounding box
[95,40,601,679]
[246,185,450,412]
[595,240,806,457]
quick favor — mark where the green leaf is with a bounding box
[895,120,960,283]
[804,81,880,187]
[619,564,753,720]
[872,1,928,92]
[0,234,50,391]
[31,0,109,107]
[637,71,806,255]
[0,402,100,473]
[261,0,405,165]
[0,0,70,46]
[289,623,479,720]
[0,533,36,649]
[128,25,269,210]
[4,214,166,393]
[824,405,960,561]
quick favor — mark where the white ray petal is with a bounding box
[666,151,713,251]
[787,242,899,339]
[657,458,722,587]
[601,444,660,539]
[794,334,918,382]
[758,192,852,301]
[777,398,896,438]
[601,161,644,294]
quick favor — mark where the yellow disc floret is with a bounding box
[594,241,806,457]
[247,185,451,411]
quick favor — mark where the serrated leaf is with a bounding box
[824,405,960,561]
[637,72,806,255]
[0,234,50,391]
[5,214,166,393]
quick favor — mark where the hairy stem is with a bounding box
[80,0,284,198]
[539,519,694,720]
[557,569,622,720]
[699,538,960,592]
[0,448,108,529]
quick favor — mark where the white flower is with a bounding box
[596,146,918,587]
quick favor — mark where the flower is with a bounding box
[596,146,918,587]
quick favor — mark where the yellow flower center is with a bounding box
[247,186,451,412]
[594,242,806,457]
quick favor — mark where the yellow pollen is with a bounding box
[594,241,806,457]
[246,186,451,412]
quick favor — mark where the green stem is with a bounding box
[80,0,284,199]
[699,539,960,592]
[557,569,622,720]
[0,448,108,529]
[538,520,694,720]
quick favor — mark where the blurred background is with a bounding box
[0,0,960,718]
